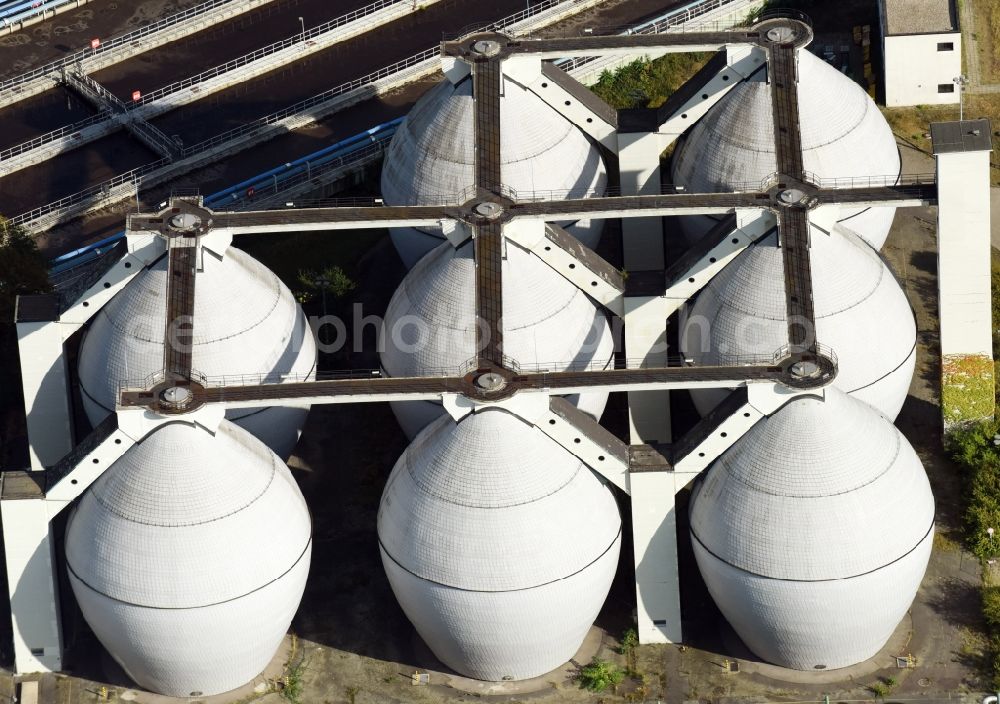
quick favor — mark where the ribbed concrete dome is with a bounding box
[78,246,316,457]
[671,49,900,249]
[378,409,621,680]
[380,240,614,438]
[381,75,608,267]
[681,224,915,419]
[689,388,934,669]
[65,420,312,696]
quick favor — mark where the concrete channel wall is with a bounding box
[15,0,613,232]
[0,0,97,36]
[563,0,765,85]
[0,0,279,109]
[0,0,447,177]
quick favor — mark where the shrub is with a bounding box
[577,658,625,692]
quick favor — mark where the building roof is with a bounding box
[931,119,994,153]
[884,0,957,34]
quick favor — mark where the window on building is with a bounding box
[937,42,955,51]
[938,83,956,93]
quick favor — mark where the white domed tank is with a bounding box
[378,408,621,680]
[689,388,934,670]
[671,49,901,249]
[380,240,614,438]
[381,75,608,268]
[65,420,312,697]
[681,224,915,419]
[78,245,316,458]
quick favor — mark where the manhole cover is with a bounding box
[917,677,931,687]
[169,212,202,231]
[472,39,501,56]
[766,25,796,43]
[474,201,504,219]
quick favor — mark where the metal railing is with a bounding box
[0,110,112,162]
[135,0,416,106]
[181,48,438,157]
[0,0,259,93]
[218,137,394,210]
[13,0,616,228]
[556,0,758,73]
[800,171,935,189]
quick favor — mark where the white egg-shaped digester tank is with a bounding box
[65,420,312,697]
[381,74,608,268]
[378,408,621,680]
[689,388,934,670]
[681,224,915,419]
[671,49,901,249]
[380,240,614,438]
[78,244,316,458]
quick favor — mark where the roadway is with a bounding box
[3,0,686,256]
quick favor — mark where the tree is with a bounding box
[0,216,50,323]
[0,216,51,466]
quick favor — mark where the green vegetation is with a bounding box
[983,576,1000,689]
[297,266,357,305]
[618,627,639,675]
[0,217,50,465]
[969,0,1000,82]
[942,354,996,426]
[590,54,712,110]
[576,658,625,692]
[233,228,380,300]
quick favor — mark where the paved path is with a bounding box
[959,0,1000,93]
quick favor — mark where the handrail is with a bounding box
[135,0,412,106]
[180,47,439,156]
[555,0,756,73]
[0,110,113,162]
[15,0,675,228]
[0,0,257,93]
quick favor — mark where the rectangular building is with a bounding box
[878,0,961,107]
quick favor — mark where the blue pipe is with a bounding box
[48,117,404,271]
[0,0,70,23]
[203,118,401,206]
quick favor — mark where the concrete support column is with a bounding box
[617,131,666,272]
[630,470,680,644]
[624,295,671,443]
[15,302,73,471]
[932,119,995,426]
[0,497,62,673]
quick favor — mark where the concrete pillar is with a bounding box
[932,119,995,426]
[617,131,666,272]
[623,295,671,444]
[630,470,680,644]
[0,497,62,673]
[15,296,72,471]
